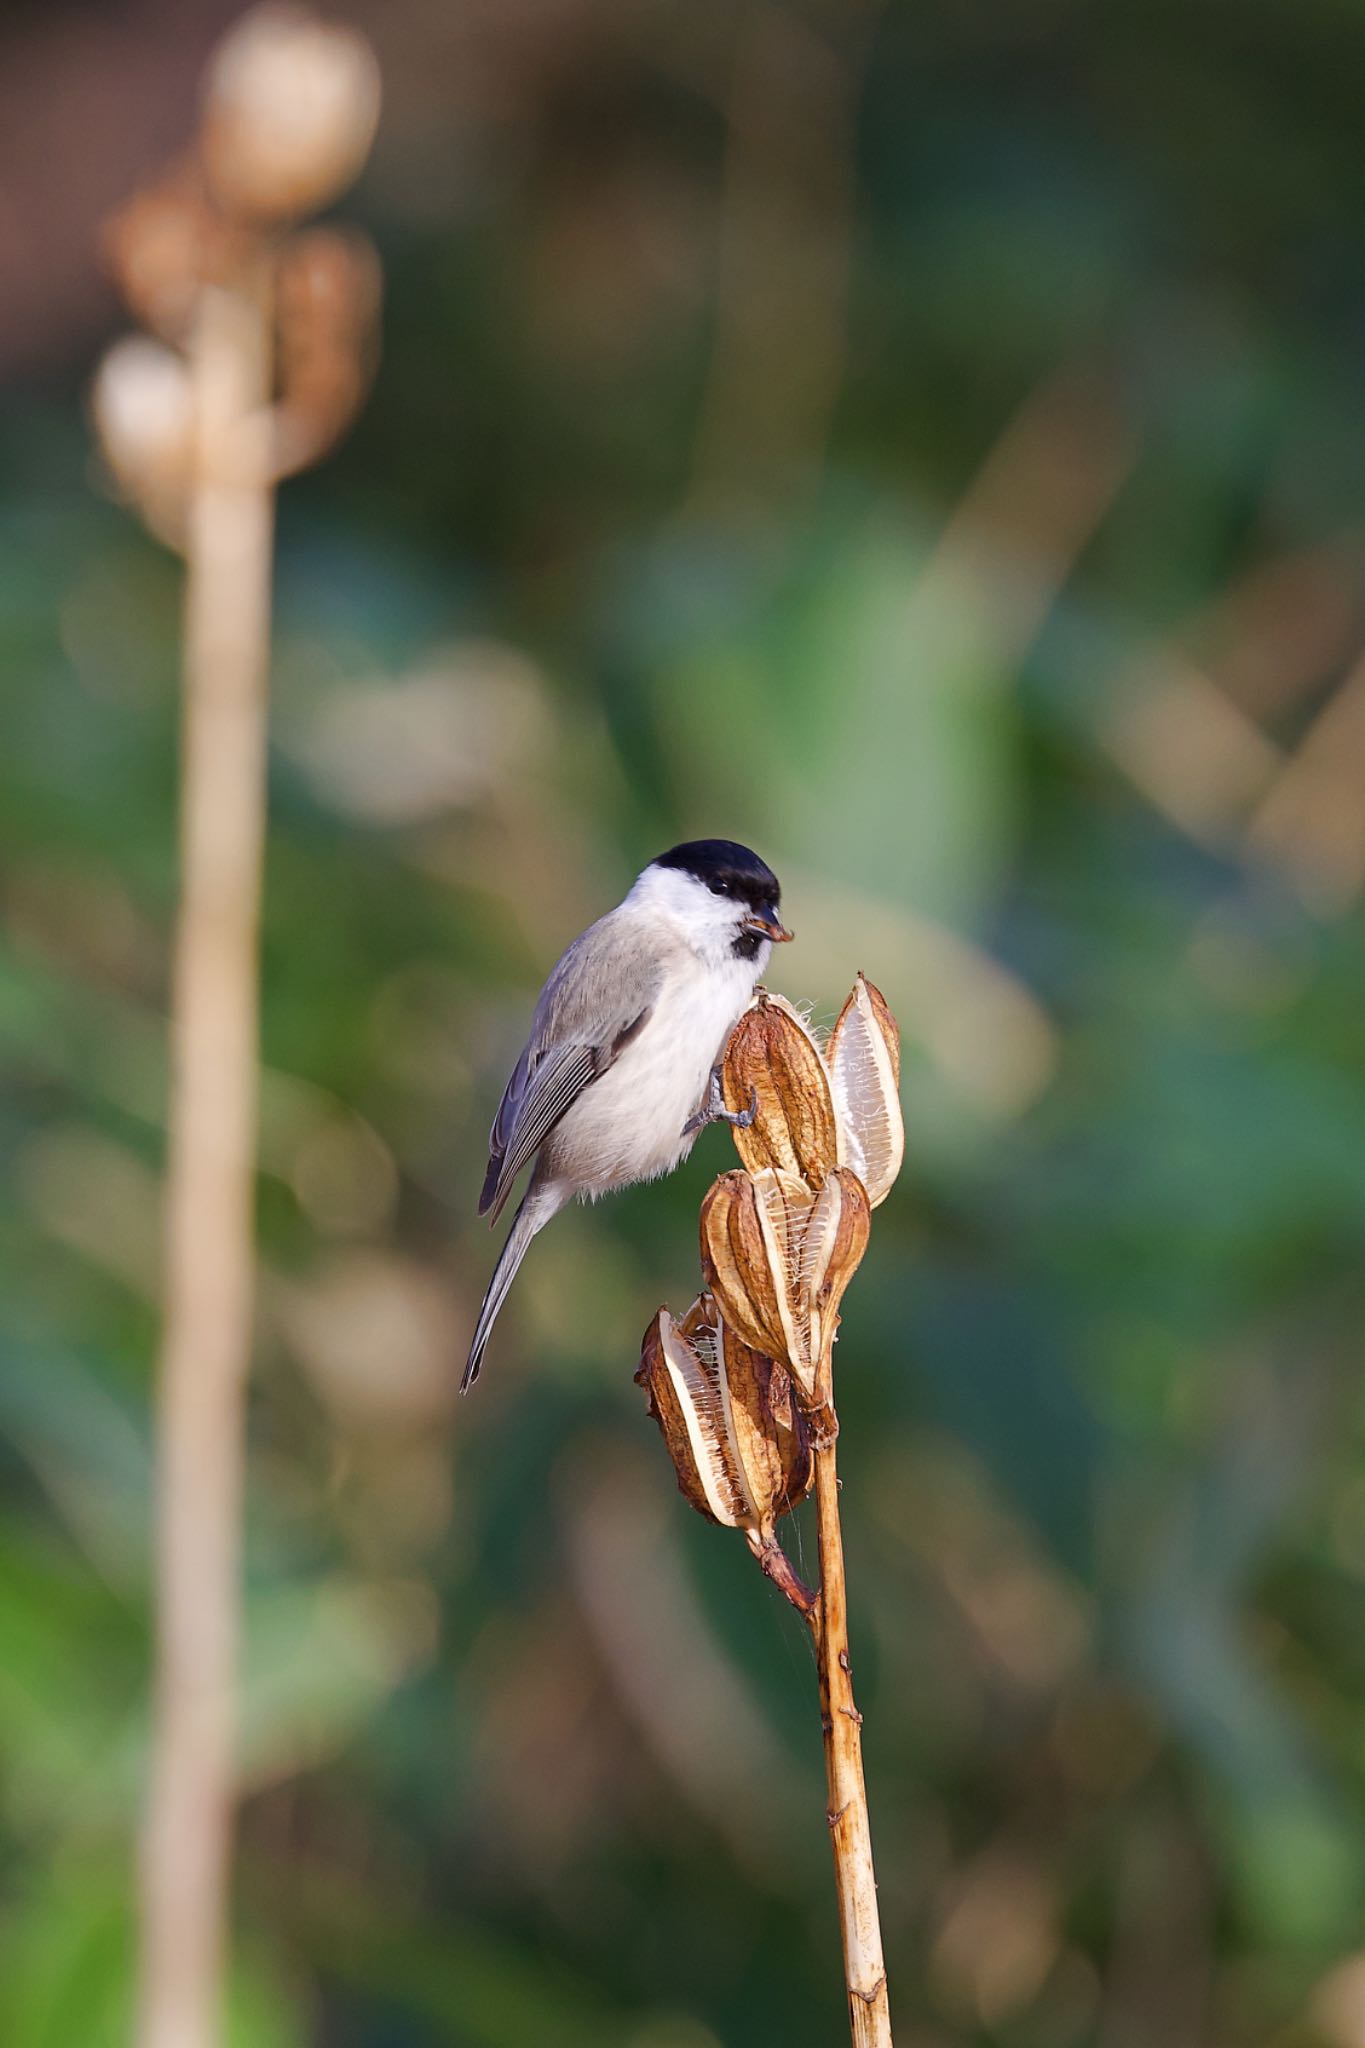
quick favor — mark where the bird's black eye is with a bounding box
[707,881,728,898]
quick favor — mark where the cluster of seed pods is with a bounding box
[637,977,903,1554]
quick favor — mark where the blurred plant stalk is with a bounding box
[640,982,903,2047]
[90,10,381,2046]
[137,250,274,2048]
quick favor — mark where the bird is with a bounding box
[462,838,793,1390]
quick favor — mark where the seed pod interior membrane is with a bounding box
[660,1308,755,1529]
[827,977,904,1208]
[751,1169,819,1383]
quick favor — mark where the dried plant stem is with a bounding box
[747,1529,818,1616]
[136,263,274,2048]
[811,1435,893,2048]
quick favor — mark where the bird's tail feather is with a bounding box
[462,1187,555,1392]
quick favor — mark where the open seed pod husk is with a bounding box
[826,974,904,1208]
[701,1166,871,1403]
[699,1170,787,1361]
[636,1294,811,1538]
[721,991,839,1187]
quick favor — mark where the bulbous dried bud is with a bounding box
[722,991,839,1186]
[636,1294,811,1538]
[202,5,381,225]
[272,227,382,475]
[92,337,194,486]
[701,1166,871,1404]
[277,227,381,359]
[91,336,196,544]
[826,975,904,1208]
[104,164,232,342]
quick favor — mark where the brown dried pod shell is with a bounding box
[702,1166,871,1404]
[710,1311,812,1527]
[699,1170,787,1362]
[636,1295,811,1537]
[721,991,839,1187]
[803,1165,871,1379]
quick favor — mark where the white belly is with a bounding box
[542,955,761,1195]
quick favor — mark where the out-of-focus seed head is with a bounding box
[722,991,839,1186]
[701,1166,871,1404]
[104,166,230,341]
[91,336,196,544]
[827,974,904,1208]
[202,5,381,225]
[272,226,382,475]
[277,226,381,355]
[636,1295,811,1537]
[92,337,195,486]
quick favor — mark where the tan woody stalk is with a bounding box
[136,252,275,2048]
[808,1343,892,2048]
[742,982,900,2046]
[642,980,902,2048]
[93,13,382,2046]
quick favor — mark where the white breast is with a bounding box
[542,948,766,1196]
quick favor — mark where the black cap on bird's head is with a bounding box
[651,838,793,946]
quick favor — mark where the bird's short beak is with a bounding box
[743,906,795,944]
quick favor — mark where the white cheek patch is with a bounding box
[628,864,748,955]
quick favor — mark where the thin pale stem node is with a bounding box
[135,260,274,2048]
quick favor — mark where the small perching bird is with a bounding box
[463,839,793,1390]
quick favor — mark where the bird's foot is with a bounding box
[683,1064,757,1137]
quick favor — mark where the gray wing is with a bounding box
[478,912,662,1224]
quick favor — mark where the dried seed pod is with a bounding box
[202,5,381,226]
[103,163,233,342]
[826,974,904,1208]
[721,1327,811,1527]
[699,1170,787,1362]
[702,1166,871,1403]
[636,1295,811,1538]
[802,1166,872,1378]
[722,991,839,1187]
[272,227,382,475]
[90,336,196,546]
[92,337,194,491]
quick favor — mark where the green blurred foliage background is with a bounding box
[6,1,1365,2042]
